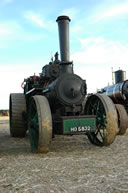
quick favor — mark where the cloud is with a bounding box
[0,22,23,47]
[0,25,12,36]
[71,24,82,33]
[23,11,57,33]
[71,37,128,93]
[101,3,128,19]
[61,8,79,20]
[0,20,45,48]
[60,8,82,34]
[94,2,128,22]
[72,37,128,66]
[24,11,46,28]
[0,22,21,37]
[1,0,14,5]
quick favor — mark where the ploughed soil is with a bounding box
[0,117,128,193]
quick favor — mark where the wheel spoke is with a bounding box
[89,101,101,116]
[32,101,36,111]
[98,129,104,141]
[31,113,38,129]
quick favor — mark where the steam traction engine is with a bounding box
[99,70,128,135]
[9,16,119,153]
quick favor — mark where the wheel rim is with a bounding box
[28,98,39,152]
[84,94,118,146]
[9,93,27,137]
[28,95,52,153]
[85,95,107,145]
[115,104,128,135]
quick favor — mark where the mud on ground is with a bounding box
[0,118,128,193]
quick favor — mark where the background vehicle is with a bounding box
[99,69,128,135]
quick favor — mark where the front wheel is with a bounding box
[84,94,118,146]
[28,95,52,153]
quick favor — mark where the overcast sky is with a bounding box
[0,0,128,109]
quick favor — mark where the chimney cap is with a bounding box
[56,15,71,22]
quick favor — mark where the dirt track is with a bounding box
[0,118,128,193]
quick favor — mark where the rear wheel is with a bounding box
[84,94,118,146]
[9,93,27,137]
[115,104,128,135]
[28,95,52,153]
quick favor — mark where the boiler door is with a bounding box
[56,74,85,105]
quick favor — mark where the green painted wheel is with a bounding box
[9,93,27,137]
[28,95,52,153]
[84,94,118,146]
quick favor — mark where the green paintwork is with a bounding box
[63,117,96,134]
[29,100,39,153]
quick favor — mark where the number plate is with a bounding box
[63,116,96,134]
[70,126,91,132]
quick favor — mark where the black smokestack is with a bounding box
[114,70,126,84]
[56,16,73,73]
